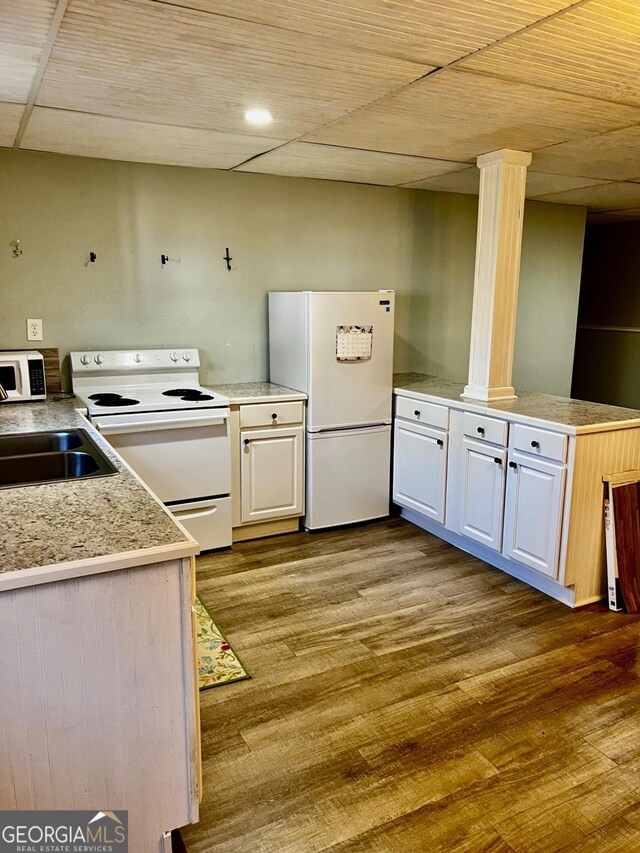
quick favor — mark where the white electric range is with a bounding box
[71,348,232,550]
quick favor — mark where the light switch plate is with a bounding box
[27,319,43,341]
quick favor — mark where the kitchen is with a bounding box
[2,2,640,851]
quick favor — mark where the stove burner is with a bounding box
[93,397,140,407]
[162,388,200,397]
[181,392,214,401]
[88,393,123,401]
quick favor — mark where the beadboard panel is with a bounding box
[22,107,287,169]
[563,428,640,596]
[0,559,198,851]
[0,101,24,147]
[532,181,640,211]
[154,0,581,66]
[305,69,640,162]
[531,125,640,182]
[0,0,57,103]
[404,166,610,197]
[464,0,640,107]
[236,141,467,186]
[35,0,431,138]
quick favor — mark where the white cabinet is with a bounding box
[240,426,304,523]
[460,437,507,551]
[393,419,447,523]
[503,449,566,578]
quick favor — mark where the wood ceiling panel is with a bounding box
[306,70,640,162]
[235,142,467,186]
[531,181,640,210]
[0,0,58,102]
[21,107,287,168]
[36,0,431,138]
[531,126,640,182]
[403,167,609,197]
[0,102,24,147]
[155,0,580,66]
[464,0,640,106]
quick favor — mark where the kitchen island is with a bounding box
[393,373,640,607]
[0,398,200,852]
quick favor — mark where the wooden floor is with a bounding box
[181,518,640,853]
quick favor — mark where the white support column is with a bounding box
[463,149,532,402]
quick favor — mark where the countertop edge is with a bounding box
[225,392,307,405]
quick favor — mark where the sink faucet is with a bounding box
[0,384,8,401]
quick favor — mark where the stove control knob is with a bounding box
[80,354,90,366]
[134,353,142,364]
[182,351,192,362]
[94,354,104,365]
[170,351,180,362]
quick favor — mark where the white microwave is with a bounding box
[0,351,47,402]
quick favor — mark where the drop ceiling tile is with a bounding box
[21,108,287,168]
[531,181,640,210]
[530,125,640,181]
[403,167,609,197]
[235,142,467,186]
[159,0,579,66]
[0,102,24,147]
[464,0,640,106]
[305,69,640,161]
[36,0,432,139]
[0,0,57,102]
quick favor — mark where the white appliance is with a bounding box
[269,291,395,529]
[71,348,232,551]
[0,351,46,402]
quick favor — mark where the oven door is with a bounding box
[0,355,29,401]
[92,409,231,503]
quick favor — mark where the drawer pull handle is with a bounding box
[436,439,444,447]
[494,457,502,465]
[531,440,540,448]
[509,461,517,470]
[477,426,485,435]
[272,413,278,420]
[243,438,250,446]
[414,410,421,417]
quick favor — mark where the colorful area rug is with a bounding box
[194,597,250,690]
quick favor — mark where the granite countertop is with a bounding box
[0,397,194,578]
[206,381,307,405]
[394,373,640,432]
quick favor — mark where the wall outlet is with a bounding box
[27,319,43,341]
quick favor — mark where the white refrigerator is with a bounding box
[269,290,395,530]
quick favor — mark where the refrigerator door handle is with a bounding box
[314,422,389,434]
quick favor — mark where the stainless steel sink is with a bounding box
[0,429,117,488]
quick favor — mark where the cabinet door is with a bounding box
[241,426,304,522]
[503,450,566,577]
[393,420,447,522]
[460,438,507,551]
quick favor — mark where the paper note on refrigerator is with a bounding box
[336,325,373,361]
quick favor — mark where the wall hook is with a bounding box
[84,251,97,267]
[161,254,169,266]
[10,240,22,258]
[224,247,232,271]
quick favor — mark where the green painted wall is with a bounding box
[0,149,585,394]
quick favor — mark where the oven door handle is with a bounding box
[94,410,230,435]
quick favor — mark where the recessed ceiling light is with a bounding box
[244,108,273,126]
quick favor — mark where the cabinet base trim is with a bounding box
[399,507,581,608]
[233,517,301,542]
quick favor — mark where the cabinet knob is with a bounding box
[414,410,421,417]
[494,457,502,465]
[272,413,278,420]
[243,438,250,446]
[531,440,540,448]
[509,461,517,469]
[477,426,485,435]
[436,439,444,447]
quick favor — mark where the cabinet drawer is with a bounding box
[395,396,449,430]
[463,412,508,447]
[240,400,304,428]
[512,423,568,463]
